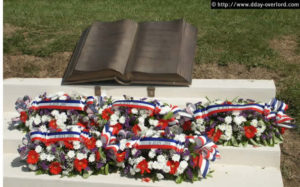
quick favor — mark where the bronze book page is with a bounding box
[62,19,197,85]
[62,19,137,84]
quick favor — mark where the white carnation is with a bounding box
[73,141,81,150]
[157,155,167,164]
[34,115,41,125]
[59,95,67,100]
[179,160,188,170]
[119,116,126,124]
[172,154,180,162]
[148,149,156,158]
[51,110,59,117]
[77,152,87,160]
[41,115,50,123]
[131,148,137,156]
[196,118,204,125]
[89,154,95,162]
[39,125,48,132]
[96,140,103,148]
[224,116,232,124]
[131,108,138,114]
[162,164,171,173]
[157,173,164,180]
[110,114,119,121]
[251,119,258,127]
[67,150,75,158]
[35,145,42,153]
[152,161,163,170]
[40,153,47,160]
[149,119,159,126]
[46,154,55,162]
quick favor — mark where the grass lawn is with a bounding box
[3,0,300,186]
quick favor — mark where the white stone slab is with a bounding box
[3,153,283,187]
[3,78,275,112]
[3,112,281,168]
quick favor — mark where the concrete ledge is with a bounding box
[3,78,275,112]
[4,153,283,187]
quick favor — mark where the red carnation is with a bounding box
[214,129,223,142]
[192,156,199,168]
[207,128,215,139]
[85,137,96,150]
[111,123,123,135]
[158,119,169,130]
[74,158,88,172]
[142,177,151,182]
[244,126,257,139]
[96,151,101,161]
[49,162,62,175]
[137,159,151,175]
[280,127,286,134]
[132,124,141,135]
[182,121,192,131]
[167,160,179,175]
[102,108,114,120]
[64,141,74,149]
[27,150,39,164]
[20,111,28,123]
[116,152,126,162]
[49,120,57,129]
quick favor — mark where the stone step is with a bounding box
[3,153,283,187]
[3,78,276,112]
[3,112,281,168]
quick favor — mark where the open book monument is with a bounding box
[3,19,296,187]
[62,19,197,85]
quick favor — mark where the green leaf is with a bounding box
[104,164,109,175]
[99,148,106,160]
[249,138,259,146]
[175,175,183,184]
[82,172,90,179]
[163,112,174,120]
[231,136,238,147]
[35,170,44,175]
[242,141,248,147]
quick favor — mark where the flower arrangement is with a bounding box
[12,92,295,183]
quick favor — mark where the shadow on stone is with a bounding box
[11,156,30,172]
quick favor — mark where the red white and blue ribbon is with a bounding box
[193,98,295,128]
[30,100,86,111]
[30,130,91,145]
[112,100,156,111]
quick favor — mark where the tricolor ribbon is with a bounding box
[30,130,91,145]
[112,100,156,111]
[30,100,86,111]
[193,98,295,128]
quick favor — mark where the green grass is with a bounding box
[3,0,300,125]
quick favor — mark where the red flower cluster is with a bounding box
[64,141,74,149]
[20,111,28,123]
[157,119,169,130]
[74,159,88,172]
[244,126,257,139]
[49,162,62,175]
[116,152,126,162]
[49,120,57,129]
[167,160,179,175]
[182,121,192,131]
[137,159,151,175]
[102,108,114,120]
[207,128,223,142]
[132,124,141,135]
[27,150,39,164]
[111,123,123,135]
[280,127,286,134]
[84,137,96,150]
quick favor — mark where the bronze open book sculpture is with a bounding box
[62,19,197,86]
